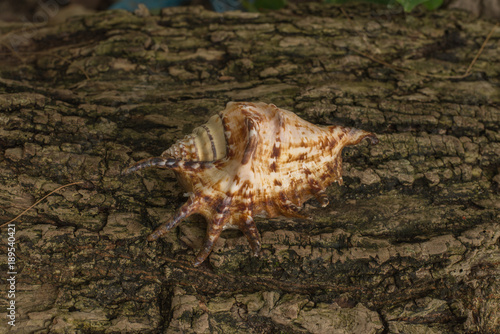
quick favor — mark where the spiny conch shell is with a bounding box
[125,102,378,266]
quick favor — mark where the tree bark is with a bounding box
[0,3,499,333]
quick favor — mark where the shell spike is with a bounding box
[277,192,307,218]
[313,190,330,207]
[193,222,224,266]
[147,197,200,241]
[240,214,261,256]
[341,127,379,146]
[193,197,232,266]
[124,157,214,175]
[123,157,168,174]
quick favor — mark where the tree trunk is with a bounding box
[0,3,499,333]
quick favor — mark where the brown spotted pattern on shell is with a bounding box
[126,102,378,266]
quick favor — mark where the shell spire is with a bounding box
[125,102,378,266]
[163,114,227,161]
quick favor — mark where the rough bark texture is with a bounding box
[0,3,499,333]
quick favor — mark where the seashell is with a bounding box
[125,102,378,266]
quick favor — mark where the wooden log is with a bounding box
[0,3,498,333]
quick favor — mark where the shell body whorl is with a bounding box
[126,102,378,266]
